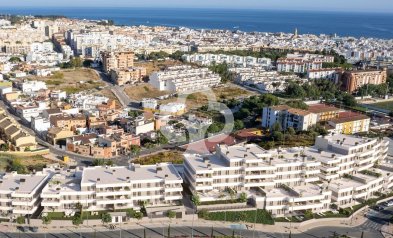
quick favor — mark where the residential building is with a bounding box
[101,51,134,73]
[307,68,342,83]
[142,98,158,110]
[41,164,183,213]
[262,105,317,131]
[149,65,221,93]
[340,69,387,93]
[17,81,47,93]
[128,116,155,135]
[327,112,370,134]
[184,134,390,216]
[159,103,186,115]
[0,171,49,219]
[182,53,272,68]
[277,53,334,74]
[110,67,146,86]
[306,104,341,122]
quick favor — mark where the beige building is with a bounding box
[101,51,134,73]
[341,69,387,93]
[110,67,146,86]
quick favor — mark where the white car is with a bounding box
[387,200,393,207]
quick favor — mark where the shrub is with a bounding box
[204,209,274,225]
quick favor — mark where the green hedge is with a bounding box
[200,199,244,206]
[201,209,274,225]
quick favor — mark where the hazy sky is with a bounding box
[1,0,393,13]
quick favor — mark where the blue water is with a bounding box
[2,7,393,39]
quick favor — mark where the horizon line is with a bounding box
[1,6,393,14]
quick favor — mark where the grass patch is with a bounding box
[0,154,52,172]
[201,209,274,225]
[0,82,12,87]
[46,80,62,86]
[370,101,393,111]
[133,151,184,165]
[124,83,170,101]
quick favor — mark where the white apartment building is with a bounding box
[277,53,334,74]
[41,164,183,214]
[128,116,155,135]
[307,68,342,83]
[231,67,302,93]
[184,134,390,216]
[50,90,67,100]
[184,143,326,217]
[159,103,186,115]
[141,98,158,110]
[149,66,221,93]
[31,116,51,134]
[262,105,318,131]
[0,171,49,219]
[182,53,272,68]
[18,81,47,93]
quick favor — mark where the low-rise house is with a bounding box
[159,103,186,115]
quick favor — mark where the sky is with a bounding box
[1,0,393,13]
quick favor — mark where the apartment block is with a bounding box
[340,69,387,93]
[41,164,183,214]
[262,105,317,131]
[149,65,221,93]
[327,112,370,135]
[101,51,134,73]
[184,134,390,216]
[0,171,49,219]
[110,67,146,86]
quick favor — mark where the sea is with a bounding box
[1,7,393,39]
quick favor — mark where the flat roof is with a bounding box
[81,164,182,185]
[323,134,373,148]
[329,178,364,190]
[0,172,48,194]
[307,104,340,114]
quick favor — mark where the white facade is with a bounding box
[31,116,51,133]
[50,90,67,100]
[159,103,186,115]
[183,53,272,68]
[149,65,221,93]
[184,134,390,216]
[19,81,47,93]
[141,98,158,110]
[41,164,183,213]
[0,171,49,219]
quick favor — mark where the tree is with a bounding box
[167,210,176,219]
[239,192,248,203]
[41,216,51,225]
[9,57,21,63]
[272,122,282,132]
[234,120,245,131]
[287,127,296,136]
[0,143,9,152]
[272,131,284,141]
[191,195,201,207]
[157,131,168,145]
[130,145,141,156]
[16,216,25,224]
[286,100,308,110]
[341,94,357,107]
[83,59,94,68]
[285,82,306,98]
[101,212,112,224]
[133,212,143,220]
[72,213,83,226]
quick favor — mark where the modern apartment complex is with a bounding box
[0,171,49,219]
[277,53,334,74]
[182,53,272,68]
[149,65,221,93]
[101,51,135,73]
[184,134,390,217]
[41,164,183,214]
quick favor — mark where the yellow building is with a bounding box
[307,104,341,122]
[327,112,370,135]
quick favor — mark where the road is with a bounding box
[1,223,384,238]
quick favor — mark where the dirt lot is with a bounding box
[133,150,184,165]
[0,153,55,172]
[160,85,256,109]
[124,83,170,101]
[134,60,182,75]
[29,68,105,94]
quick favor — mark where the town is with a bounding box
[0,14,392,238]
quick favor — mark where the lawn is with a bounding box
[201,209,274,225]
[133,151,184,165]
[29,68,105,94]
[370,101,393,111]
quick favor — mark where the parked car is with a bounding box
[387,200,393,207]
[371,205,384,211]
[29,227,38,232]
